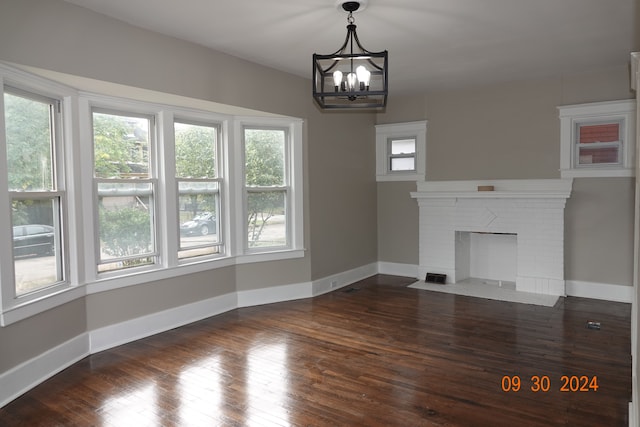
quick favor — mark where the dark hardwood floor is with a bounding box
[0,275,631,426]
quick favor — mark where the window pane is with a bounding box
[97,182,155,272]
[579,123,620,143]
[178,181,220,258]
[4,92,54,191]
[390,138,416,155]
[578,146,620,165]
[390,157,415,171]
[245,129,285,186]
[12,198,63,296]
[247,191,286,248]
[93,112,151,179]
[175,122,217,178]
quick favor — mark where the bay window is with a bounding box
[0,62,305,325]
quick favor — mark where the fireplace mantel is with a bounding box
[411,179,573,200]
[411,179,574,296]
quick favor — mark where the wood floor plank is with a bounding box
[0,274,631,426]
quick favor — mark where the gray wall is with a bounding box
[377,65,636,289]
[377,181,419,265]
[424,78,560,180]
[565,178,635,286]
[0,299,86,374]
[86,268,236,331]
[308,111,378,279]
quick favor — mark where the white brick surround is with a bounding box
[411,179,573,296]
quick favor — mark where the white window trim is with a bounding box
[0,63,305,326]
[92,109,159,274]
[375,121,427,182]
[171,115,225,263]
[80,95,166,282]
[0,64,80,322]
[233,117,305,260]
[558,100,636,178]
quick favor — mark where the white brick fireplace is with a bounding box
[411,179,573,296]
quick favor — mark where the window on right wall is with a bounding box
[558,100,636,178]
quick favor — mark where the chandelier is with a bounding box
[312,1,388,110]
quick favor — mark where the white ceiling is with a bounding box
[63,0,638,94]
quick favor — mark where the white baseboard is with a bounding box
[6,265,629,410]
[235,263,380,306]
[237,282,313,307]
[312,263,379,296]
[565,280,633,303]
[377,262,419,278]
[89,292,238,353]
[90,263,380,355]
[1,293,239,409]
[0,333,89,408]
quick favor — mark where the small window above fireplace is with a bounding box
[375,121,427,182]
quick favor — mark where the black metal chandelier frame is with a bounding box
[312,1,388,110]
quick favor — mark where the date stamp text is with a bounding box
[501,375,599,393]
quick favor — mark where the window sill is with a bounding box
[560,168,634,178]
[376,173,425,182]
[2,249,306,326]
[87,256,237,294]
[235,249,306,264]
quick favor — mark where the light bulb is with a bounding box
[356,65,371,90]
[332,70,343,91]
[346,72,357,91]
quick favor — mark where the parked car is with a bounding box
[13,224,55,257]
[180,212,216,236]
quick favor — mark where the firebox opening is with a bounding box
[455,231,517,287]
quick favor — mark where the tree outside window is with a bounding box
[92,111,156,272]
[244,128,287,248]
[175,121,221,259]
[4,90,64,295]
